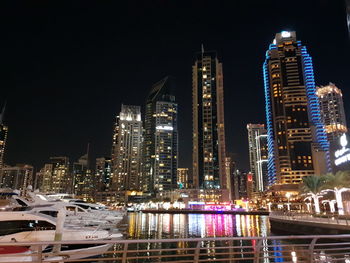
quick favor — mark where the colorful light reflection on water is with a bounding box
[127,213,270,239]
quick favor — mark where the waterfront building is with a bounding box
[95,157,112,192]
[0,164,33,190]
[177,168,189,189]
[143,77,178,194]
[157,188,230,205]
[111,105,143,198]
[36,164,53,192]
[73,154,93,200]
[316,83,347,143]
[246,172,254,199]
[0,104,8,172]
[263,31,330,186]
[192,48,227,191]
[237,170,248,199]
[247,124,268,192]
[38,157,71,193]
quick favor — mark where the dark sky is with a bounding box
[1,0,349,172]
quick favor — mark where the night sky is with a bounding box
[2,1,349,172]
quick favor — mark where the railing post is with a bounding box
[31,245,43,263]
[309,237,318,263]
[122,243,128,263]
[194,241,201,263]
[254,239,263,263]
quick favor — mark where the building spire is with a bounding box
[201,43,205,53]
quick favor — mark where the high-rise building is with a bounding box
[42,157,71,193]
[316,83,347,143]
[73,154,93,200]
[112,105,143,193]
[143,77,178,194]
[37,164,53,192]
[247,124,268,192]
[263,31,330,186]
[95,157,112,192]
[0,164,33,190]
[0,103,8,171]
[177,168,189,189]
[192,49,226,190]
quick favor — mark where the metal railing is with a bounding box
[270,211,350,226]
[1,234,350,262]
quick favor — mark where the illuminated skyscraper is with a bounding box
[0,164,33,190]
[0,104,8,171]
[247,124,268,192]
[73,153,93,200]
[263,31,330,186]
[192,49,226,190]
[316,83,347,142]
[143,77,178,194]
[38,157,71,193]
[95,157,112,191]
[112,105,143,193]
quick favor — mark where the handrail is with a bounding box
[2,234,350,246]
[1,234,350,262]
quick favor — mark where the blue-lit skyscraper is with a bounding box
[263,31,330,186]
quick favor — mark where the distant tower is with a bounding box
[316,83,347,143]
[263,31,330,186]
[112,105,143,193]
[192,48,226,190]
[247,124,268,192]
[0,164,34,191]
[73,153,93,200]
[95,157,112,192]
[49,157,70,193]
[0,103,8,171]
[143,77,178,194]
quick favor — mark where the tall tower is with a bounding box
[143,77,178,194]
[247,124,268,192]
[263,31,330,186]
[316,83,347,143]
[0,103,8,171]
[192,49,226,189]
[112,105,143,192]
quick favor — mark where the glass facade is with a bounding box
[112,105,143,192]
[192,50,226,190]
[247,124,268,192]
[143,77,178,194]
[263,31,330,185]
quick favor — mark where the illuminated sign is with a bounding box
[334,134,350,166]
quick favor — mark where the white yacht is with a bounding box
[0,190,123,262]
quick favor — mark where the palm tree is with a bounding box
[300,175,328,214]
[322,171,350,215]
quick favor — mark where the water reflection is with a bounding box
[124,213,317,262]
[127,213,270,239]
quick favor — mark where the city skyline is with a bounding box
[2,1,349,172]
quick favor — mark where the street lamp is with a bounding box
[286,192,291,211]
